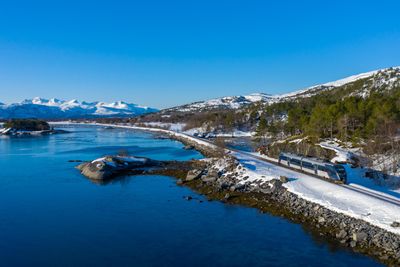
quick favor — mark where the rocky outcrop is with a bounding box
[76,156,162,180]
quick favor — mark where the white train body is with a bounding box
[278,152,347,183]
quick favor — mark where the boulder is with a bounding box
[352,231,368,242]
[77,155,158,180]
[391,221,400,228]
[336,230,348,239]
[186,169,203,181]
[201,176,217,183]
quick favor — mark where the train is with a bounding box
[278,152,347,183]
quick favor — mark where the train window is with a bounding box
[302,161,314,170]
[290,159,301,166]
[317,165,327,172]
[280,155,288,161]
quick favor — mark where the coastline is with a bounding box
[54,122,400,266]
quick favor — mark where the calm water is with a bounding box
[0,126,382,266]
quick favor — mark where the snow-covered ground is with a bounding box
[318,139,360,163]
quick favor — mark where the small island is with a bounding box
[0,119,65,136]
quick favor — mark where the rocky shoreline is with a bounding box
[159,131,400,266]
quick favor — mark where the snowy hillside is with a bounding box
[163,66,400,113]
[0,98,158,119]
[164,93,276,112]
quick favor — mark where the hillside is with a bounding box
[132,67,400,135]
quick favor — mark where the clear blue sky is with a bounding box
[0,0,399,108]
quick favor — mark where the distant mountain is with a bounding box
[164,93,276,112]
[162,66,400,113]
[0,98,158,119]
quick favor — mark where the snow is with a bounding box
[318,140,358,163]
[141,122,186,132]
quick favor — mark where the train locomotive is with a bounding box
[278,152,347,183]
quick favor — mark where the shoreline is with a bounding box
[58,122,400,266]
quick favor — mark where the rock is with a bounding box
[336,230,348,239]
[352,231,368,242]
[350,241,357,248]
[280,176,289,183]
[207,170,220,178]
[224,193,231,200]
[176,179,184,185]
[184,196,193,201]
[201,176,217,183]
[183,145,195,150]
[391,221,400,228]
[77,155,161,180]
[186,169,203,181]
[270,179,283,190]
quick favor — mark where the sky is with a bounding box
[0,0,399,109]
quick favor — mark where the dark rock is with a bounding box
[183,145,195,150]
[391,221,400,228]
[68,159,83,162]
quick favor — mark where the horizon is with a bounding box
[1,1,400,108]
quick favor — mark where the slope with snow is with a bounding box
[162,66,400,113]
[0,97,158,119]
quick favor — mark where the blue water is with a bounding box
[0,126,382,266]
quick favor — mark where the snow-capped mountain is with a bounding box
[163,66,400,113]
[0,98,158,119]
[164,93,276,112]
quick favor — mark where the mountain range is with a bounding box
[0,98,159,119]
[1,66,399,119]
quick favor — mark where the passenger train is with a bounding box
[278,152,347,183]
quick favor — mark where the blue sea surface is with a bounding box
[0,126,382,266]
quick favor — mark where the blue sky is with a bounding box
[0,0,399,108]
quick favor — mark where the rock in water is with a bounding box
[76,155,160,180]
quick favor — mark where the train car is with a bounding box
[278,152,347,183]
